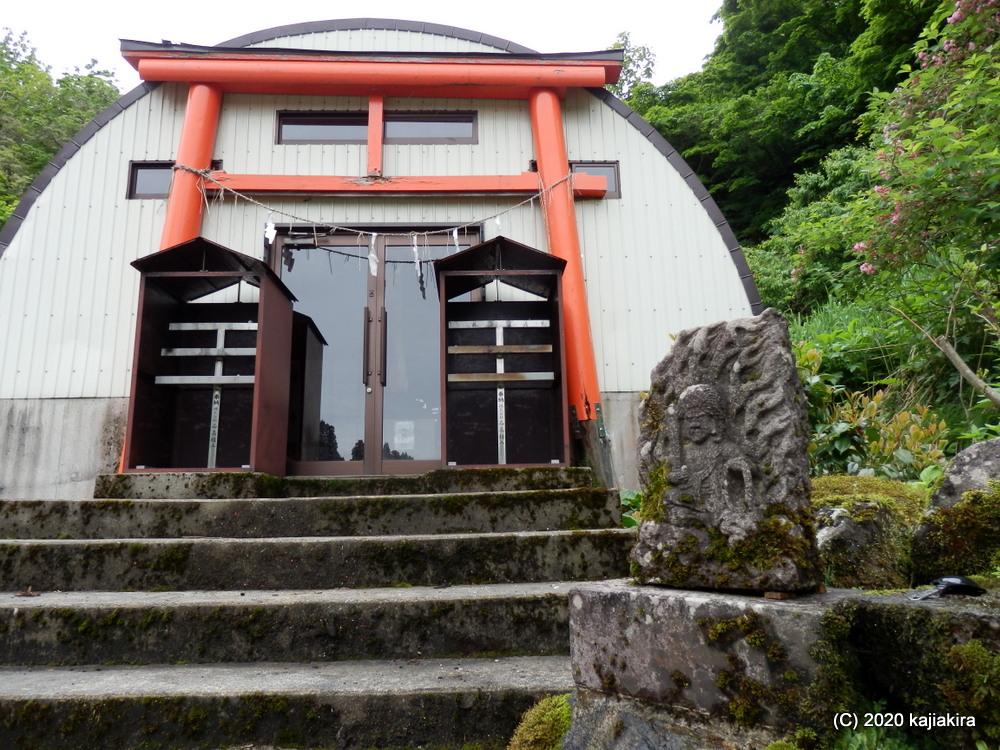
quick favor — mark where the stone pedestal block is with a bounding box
[565,580,1000,750]
[562,690,783,750]
[565,580,851,748]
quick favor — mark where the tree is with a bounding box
[0,30,119,229]
[627,0,939,243]
[607,31,655,101]
[849,0,1000,405]
[350,440,365,462]
[317,420,343,461]
[750,0,1000,416]
[744,145,875,313]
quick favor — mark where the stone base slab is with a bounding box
[562,689,783,750]
[569,580,854,730]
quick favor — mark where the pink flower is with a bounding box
[860,262,877,275]
[853,242,868,253]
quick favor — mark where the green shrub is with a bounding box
[619,490,641,528]
[795,344,949,480]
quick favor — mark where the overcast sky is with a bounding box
[6,0,722,91]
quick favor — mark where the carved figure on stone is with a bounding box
[631,308,822,592]
[667,384,755,541]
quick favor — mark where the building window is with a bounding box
[277,111,478,145]
[277,112,369,144]
[127,160,222,199]
[384,112,477,144]
[570,161,621,199]
[127,162,174,199]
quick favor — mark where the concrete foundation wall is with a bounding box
[0,398,127,499]
[600,392,641,491]
[2,394,638,499]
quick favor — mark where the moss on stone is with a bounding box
[697,610,806,730]
[507,693,571,750]
[788,596,1000,749]
[637,461,670,523]
[811,475,927,522]
[938,639,1000,743]
[90,499,135,514]
[811,475,928,589]
[913,480,1000,582]
[670,670,691,690]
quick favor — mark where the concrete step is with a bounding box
[0,655,572,749]
[1,528,635,592]
[0,487,620,539]
[0,582,573,666]
[94,466,598,500]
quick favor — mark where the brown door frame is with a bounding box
[277,227,479,476]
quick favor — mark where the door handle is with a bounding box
[362,306,372,385]
[379,307,388,387]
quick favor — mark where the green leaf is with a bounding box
[893,448,915,465]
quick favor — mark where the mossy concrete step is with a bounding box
[0,655,571,749]
[0,582,574,666]
[0,487,620,540]
[1,529,636,592]
[95,466,598,500]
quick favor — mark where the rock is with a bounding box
[911,438,1000,582]
[811,475,926,589]
[631,309,821,592]
[815,503,903,588]
[930,437,1000,510]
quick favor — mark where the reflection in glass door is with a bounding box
[281,230,477,474]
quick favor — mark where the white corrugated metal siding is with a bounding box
[563,89,753,392]
[0,83,186,400]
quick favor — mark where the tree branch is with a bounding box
[934,335,1000,409]
[890,306,1000,409]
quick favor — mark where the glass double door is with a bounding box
[282,231,474,474]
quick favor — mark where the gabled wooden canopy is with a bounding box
[435,236,566,300]
[132,237,295,304]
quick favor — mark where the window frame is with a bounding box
[383,111,478,145]
[569,160,621,199]
[127,161,175,200]
[276,111,370,145]
[276,110,479,146]
[127,160,223,199]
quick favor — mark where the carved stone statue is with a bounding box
[668,383,755,542]
[631,309,822,592]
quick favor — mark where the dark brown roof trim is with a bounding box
[586,87,762,312]
[0,82,157,253]
[1,18,761,313]
[120,38,624,64]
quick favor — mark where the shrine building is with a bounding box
[0,19,760,498]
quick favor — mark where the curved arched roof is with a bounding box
[0,18,760,311]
